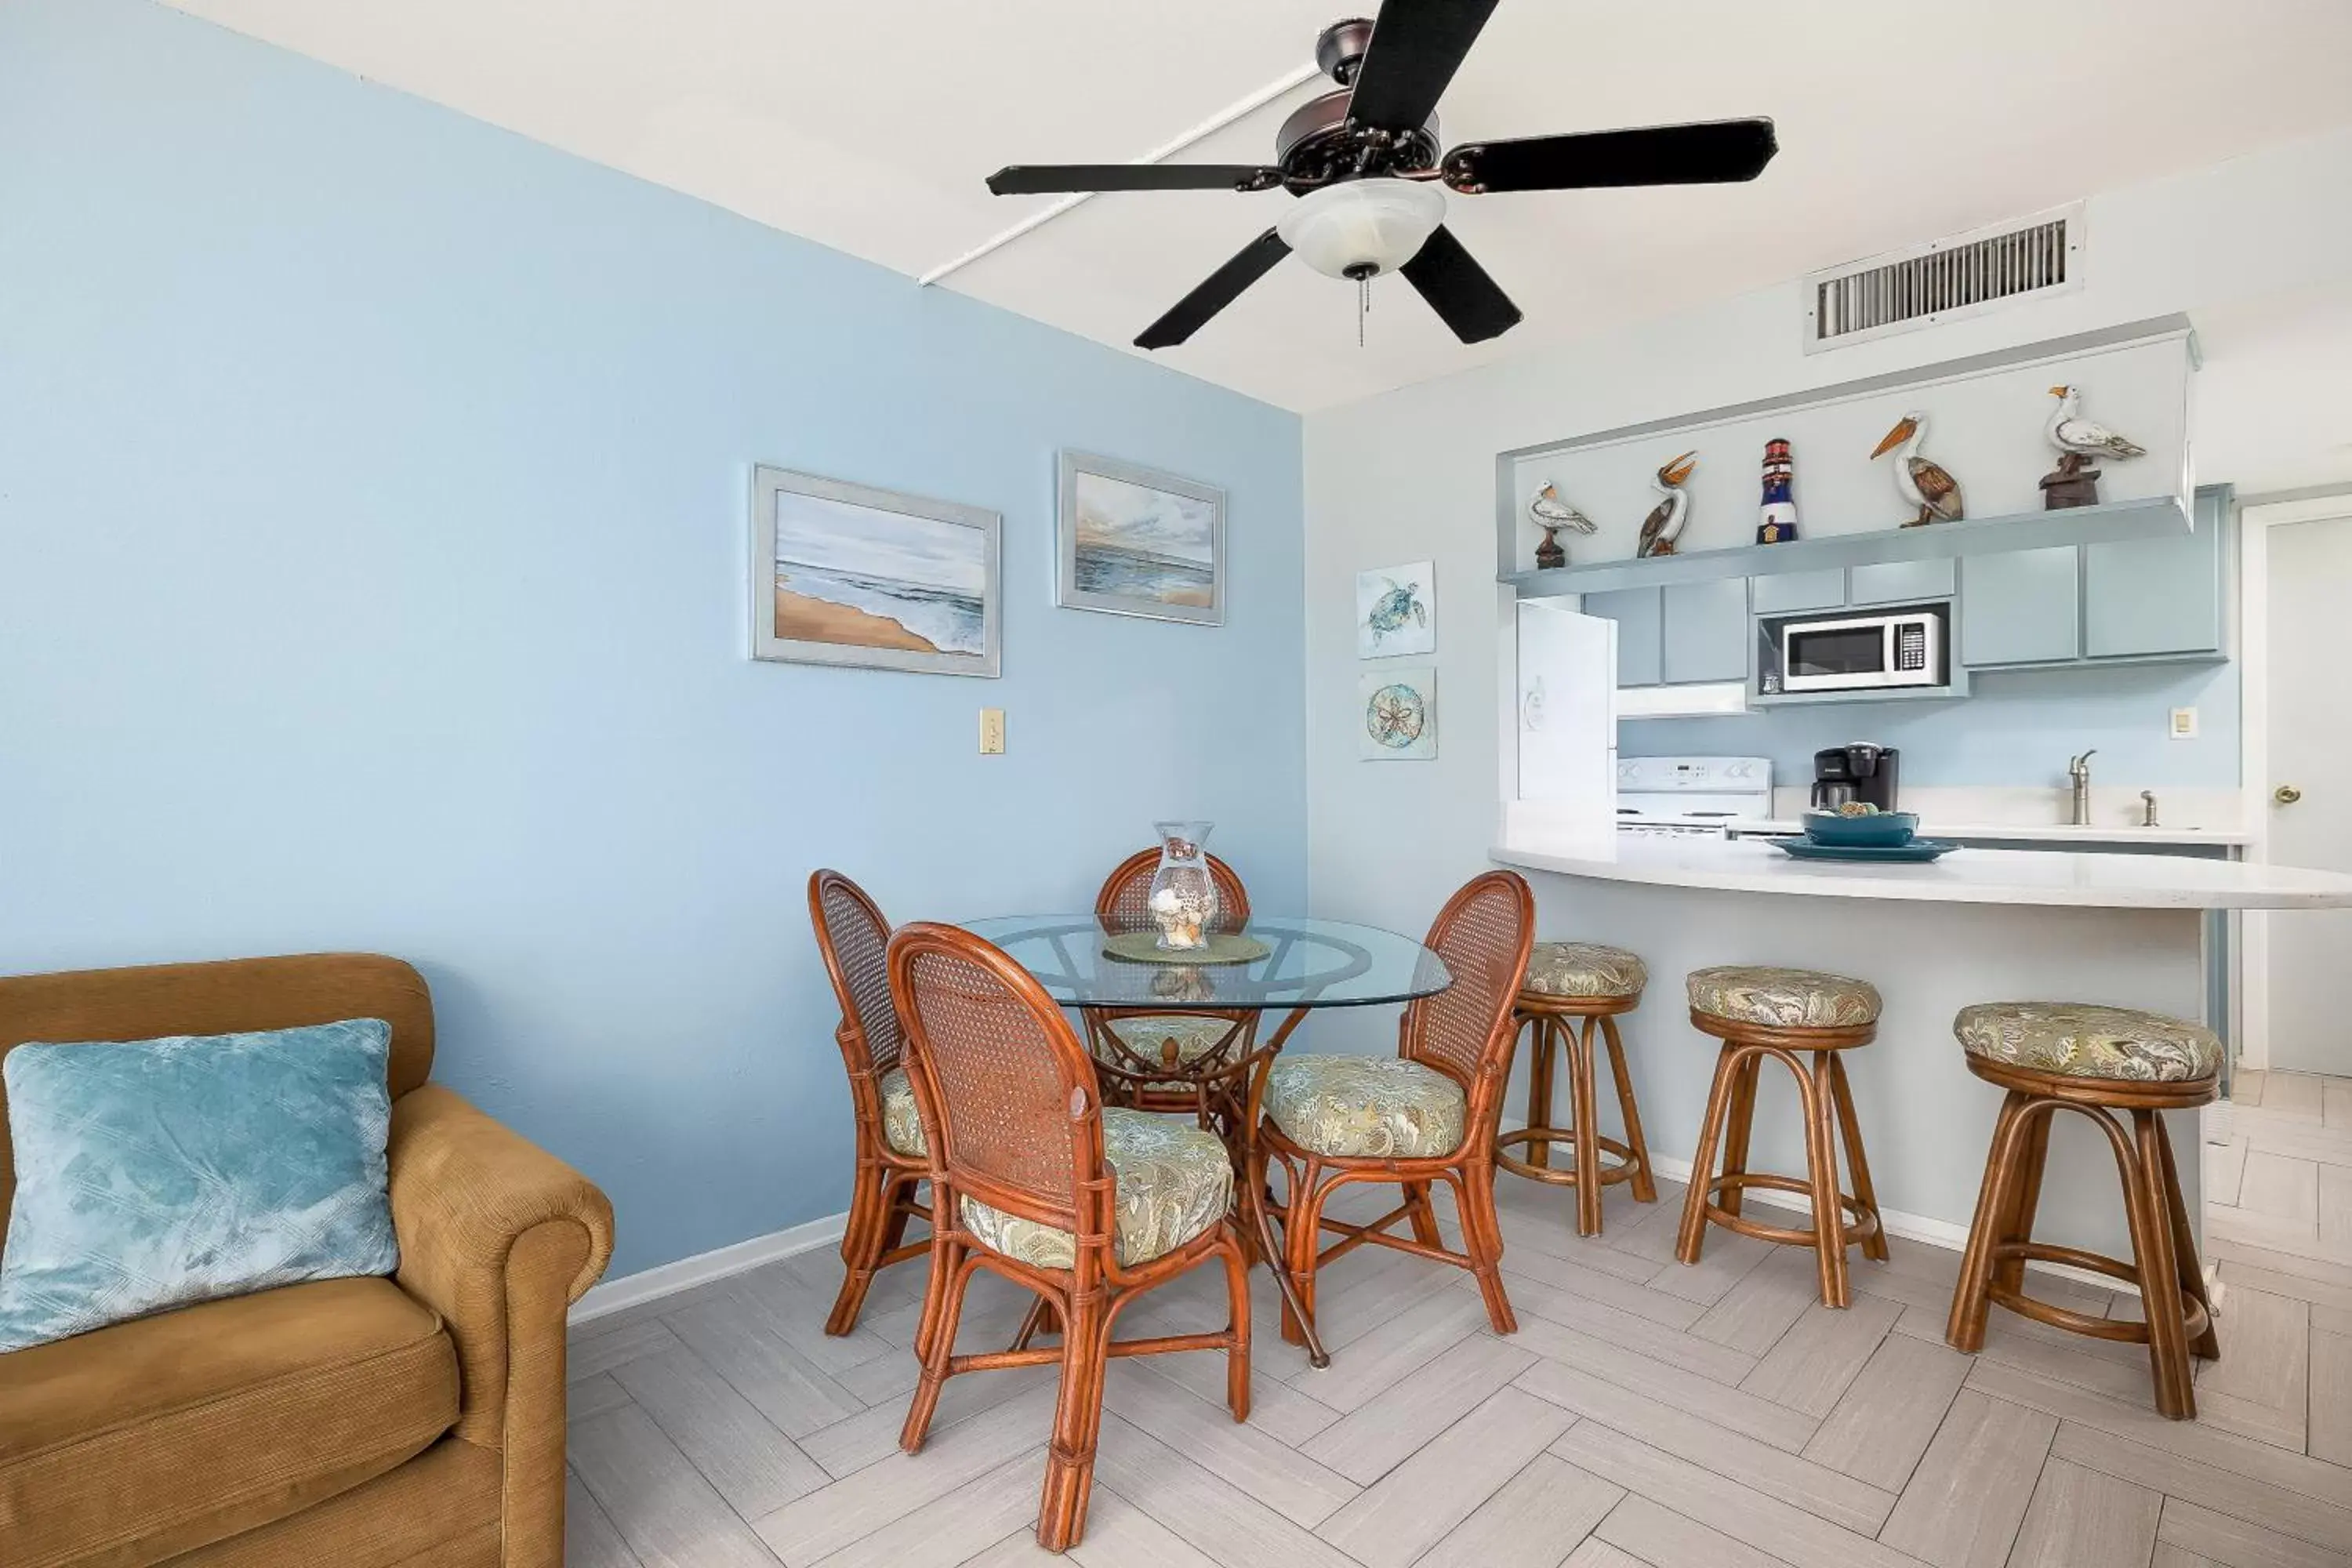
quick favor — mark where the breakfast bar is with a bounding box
[1487,835,2352,1260]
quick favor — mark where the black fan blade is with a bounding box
[1443,118,1778,193]
[987,164,1283,195]
[1135,229,1291,350]
[1346,0,1501,129]
[1399,225,1521,343]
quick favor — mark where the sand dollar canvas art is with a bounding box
[1359,666,1436,760]
[1056,451,1225,626]
[751,465,1001,677]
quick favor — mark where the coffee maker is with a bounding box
[1811,742,1900,811]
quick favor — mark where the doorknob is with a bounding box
[2275,784,2304,805]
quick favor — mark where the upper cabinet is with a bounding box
[1581,587,1662,687]
[1661,579,1751,684]
[1959,485,2230,670]
[2082,486,2227,659]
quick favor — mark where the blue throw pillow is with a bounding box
[0,1018,401,1352]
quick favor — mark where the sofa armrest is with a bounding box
[387,1083,614,1452]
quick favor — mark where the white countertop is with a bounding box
[1492,836,2352,909]
[1732,818,2250,847]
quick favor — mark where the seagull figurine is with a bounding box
[2046,384,2147,467]
[1871,412,1964,528]
[1528,480,1597,568]
[1635,452,1697,557]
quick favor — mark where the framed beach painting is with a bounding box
[1056,451,1225,626]
[750,465,1000,677]
[1359,666,1437,760]
[1356,561,1434,657]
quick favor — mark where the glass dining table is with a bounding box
[959,914,1453,1367]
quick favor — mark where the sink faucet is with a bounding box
[2068,750,2097,826]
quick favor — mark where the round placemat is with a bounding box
[1102,931,1272,966]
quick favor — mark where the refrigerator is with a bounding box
[1505,600,1619,854]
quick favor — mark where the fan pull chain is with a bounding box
[1357,274,1370,347]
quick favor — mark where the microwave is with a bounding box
[1773,608,1947,692]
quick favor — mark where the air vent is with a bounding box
[1804,203,2083,352]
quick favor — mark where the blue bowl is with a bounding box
[1802,810,1919,848]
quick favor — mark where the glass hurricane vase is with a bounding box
[1145,820,1218,951]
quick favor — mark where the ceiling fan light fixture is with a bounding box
[1276,179,1446,280]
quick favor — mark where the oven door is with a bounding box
[1780,615,1900,690]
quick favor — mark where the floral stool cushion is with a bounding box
[1954,1001,2221,1083]
[1098,1015,1240,1080]
[1263,1054,1466,1160]
[960,1109,1232,1269]
[1687,965,1882,1029]
[1523,942,1647,1000]
[877,1065,926,1158]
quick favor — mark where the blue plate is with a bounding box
[1801,809,1920,848]
[1773,837,1958,863]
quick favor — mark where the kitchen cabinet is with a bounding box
[1849,557,1957,606]
[1580,586,1661,687]
[2083,486,2227,659]
[1661,578,1751,684]
[1960,546,2081,666]
[1751,569,1846,615]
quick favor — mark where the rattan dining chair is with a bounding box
[1084,847,1258,1113]
[1253,869,1537,1345]
[887,921,1252,1554]
[808,869,931,1336]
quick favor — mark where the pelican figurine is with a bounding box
[1871,412,1964,528]
[1635,452,1697,558]
[2046,385,2147,467]
[1527,480,1596,568]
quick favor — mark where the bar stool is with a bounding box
[1495,942,1656,1236]
[1945,1001,2221,1419]
[1678,965,1889,1308]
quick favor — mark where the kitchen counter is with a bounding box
[1730,818,2250,848]
[1491,836,2352,909]
[1486,836,2352,1264]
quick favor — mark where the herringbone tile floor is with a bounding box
[565,1076,2352,1568]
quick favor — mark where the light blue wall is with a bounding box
[0,0,1305,1277]
[1620,655,2240,791]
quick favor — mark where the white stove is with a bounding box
[1616,756,1773,838]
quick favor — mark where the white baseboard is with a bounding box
[571,1209,850,1327]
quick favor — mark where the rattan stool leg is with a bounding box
[1599,1014,1657,1203]
[1570,1017,1605,1237]
[1948,1090,2027,1352]
[2129,1109,2198,1420]
[1828,1054,1889,1263]
[1677,1043,1742,1265]
[1992,1108,2053,1301]
[1719,1054,1762,1219]
[1802,1051,1853,1308]
[1523,1012,1557,1171]
[2152,1115,2220,1359]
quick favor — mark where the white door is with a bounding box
[2265,512,2352,1074]
[1510,601,1617,850]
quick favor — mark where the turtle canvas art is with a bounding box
[1359,666,1436,760]
[1355,560,1436,658]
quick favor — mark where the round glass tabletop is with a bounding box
[956,914,1451,1012]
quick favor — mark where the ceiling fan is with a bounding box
[984,0,1778,350]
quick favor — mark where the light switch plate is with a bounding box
[2169,706,2198,739]
[979,708,1005,754]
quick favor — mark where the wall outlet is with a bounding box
[2169,706,2198,739]
[978,708,1005,755]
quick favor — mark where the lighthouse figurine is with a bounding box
[1755,437,1798,544]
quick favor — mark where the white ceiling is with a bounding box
[168,0,2352,412]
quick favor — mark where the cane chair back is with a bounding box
[1402,871,1536,1109]
[888,923,1109,1245]
[808,870,904,1080]
[1094,849,1253,936]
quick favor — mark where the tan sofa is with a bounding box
[0,954,615,1568]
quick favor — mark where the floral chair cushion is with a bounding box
[1523,942,1647,1000]
[877,1065,926,1158]
[1954,1001,2221,1083]
[1098,1015,1240,1079]
[1686,965,1882,1029]
[1263,1054,1466,1160]
[960,1108,1232,1270]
